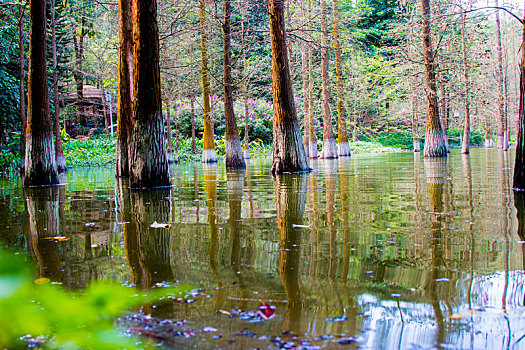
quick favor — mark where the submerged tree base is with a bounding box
[56,154,67,174]
[308,142,318,159]
[423,129,448,158]
[244,148,250,159]
[321,139,338,159]
[485,138,494,148]
[413,139,421,152]
[225,137,245,168]
[337,142,351,157]
[24,134,59,187]
[202,149,218,163]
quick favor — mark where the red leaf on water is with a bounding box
[258,302,276,319]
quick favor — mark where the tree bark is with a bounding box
[460,8,471,155]
[51,0,66,174]
[73,15,86,128]
[191,98,197,154]
[333,0,350,157]
[223,0,245,168]
[116,0,133,178]
[269,0,310,174]
[241,10,250,159]
[129,0,171,189]
[20,3,26,173]
[320,0,337,159]
[307,0,317,158]
[24,0,58,187]
[495,0,508,150]
[421,0,447,157]
[200,0,217,163]
[513,7,525,190]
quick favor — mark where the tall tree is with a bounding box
[19,3,26,173]
[115,0,133,178]
[223,0,245,168]
[495,0,508,150]
[300,0,309,157]
[73,4,87,128]
[241,9,250,159]
[333,0,351,157]
[307,0,317,158]
[513,5,525,190]
[200,0,217,163]
[268,0,310,174]
[129,0,171,188]
[51,0,66,173]
[320,0,337,159]
[166,101,174,164]
[24,0,58,187]
[421,0,447,157]
[460,8,471,154]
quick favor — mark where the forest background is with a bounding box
[0,0,522,172]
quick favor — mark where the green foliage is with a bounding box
[361,131,413,149]
[446,128,484,148]
[0,247,190,348]
[63,135,116,167]
[349,141,395,154]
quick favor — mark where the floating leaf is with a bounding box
[449,310,476,319]
[292,224,311,228]
[34,277,50,285]
[42,237,70,242]
[258,302,276,320]
[150,221,169,229]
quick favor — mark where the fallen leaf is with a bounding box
[151,221,169,228]
[42,236,70,241]
[34,278,50,285]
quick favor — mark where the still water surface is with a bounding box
[1,148,525,349]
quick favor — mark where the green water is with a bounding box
[1,148,525,349]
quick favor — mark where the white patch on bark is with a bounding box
[225,136,245,168]
[244,148,250,159]
[485,138,494,148]
[167,152,174,164]
[24,133,59,186]
[413,139,421,152]
[337,141,351,157]
[308,142,318,158]
[423,128,448,157]
[322,138,338,159]
[496,135,508,150]
[56,154,67,173]
[202,148,218,163]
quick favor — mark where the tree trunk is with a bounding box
[19,3,26,173]
[51,0,66,174]
[437,53,449,152]
[191,98,197,154]
[513,7,525,190]
[200,0,217,163]
[24,0,58,187]
[333,0,350,157]
[166,101,174,164]
[307,1,317,158]
[320,0,337,159]
[129,0,171,189]
[300,0,309,157]
[460,9,471,155]
[73,16,86,129]
[241,10,250,159]
[116,0,133,178]
[223,0,245,168]
[495,0,507,150]
[268,0,310,174]
[421,0,447,158]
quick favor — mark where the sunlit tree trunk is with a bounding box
[166,101,174,164]
[421,0,447,158]
[307,0,317,158]
[460,8,471,154]
[24,0,58,187]
[50,0,66,174]
[320,0,337,159]
[269,0,310,174]
[129,0,171,189]
[495,0,508,150]
[437,53,449,152]
[200,0,217,163]
[411,79,421,152]
[274,174,308,332]
[73,15,86,128]
[116,0,133,178]
[241,10,250,159]
[223,0,245,168]
[20,3,26,173]
[333,0,350,157]
[513,7,525,190]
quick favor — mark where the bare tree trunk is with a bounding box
[460,8,471,154]
[24,0,58,187]
[269,0,310,174]
[191,98,197,154]
[437,53,449,152]
[320,0,337,159]
[116,0,133,178]
[73,16,86,129]
[421,0,447,157]
[241,10,250,159]
[166,101,174,164]
[19,3,26,173]
[307,0,317,158]
[223,0,245,168]
[300,0,309,157]
[333,0,350,157]
[200,0,217,163]
[513,6,525,190]
[411,81,420,152]
[129,0,171,189]
[51,0,66,173]
[495,0,507,150]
